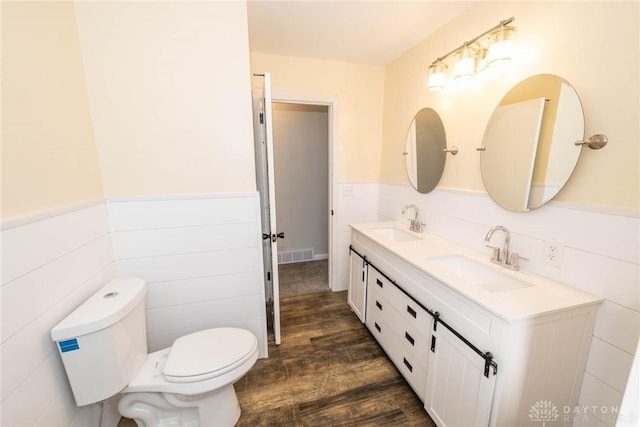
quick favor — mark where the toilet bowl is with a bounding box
[119,327,258,426]
[51,278,258,427]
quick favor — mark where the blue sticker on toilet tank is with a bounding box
[59,338,79,353]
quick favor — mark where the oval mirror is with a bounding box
[404,108,446,194]
[480,74,584,212]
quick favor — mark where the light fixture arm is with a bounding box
[575,134,608,150]
[429,17,515,66]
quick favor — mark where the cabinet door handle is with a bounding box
[405,332,415,346]
[376,278,383,288]
[407,305,417,318]
[431,335,436,352]
[376,300,382,310]
[374,322,381,332]
[403,357,413,372]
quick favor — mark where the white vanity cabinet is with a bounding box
[348,224,601,427]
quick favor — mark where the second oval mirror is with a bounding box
[480,74,584,212]
[404,108,446,194]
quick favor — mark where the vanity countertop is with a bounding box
[350,222,602,322]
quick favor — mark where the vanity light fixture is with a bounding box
[427,17,516,91]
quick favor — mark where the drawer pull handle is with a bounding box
[375,322,381,332]
[407,305,417,318]
[405,332,415,346]
[376,278,383,288]
[376,301,382,310]
[403,357,413,372]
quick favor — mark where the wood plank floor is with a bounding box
[234,290,436,426]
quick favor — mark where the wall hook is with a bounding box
[575,134,608,150]
[443,146,459,155]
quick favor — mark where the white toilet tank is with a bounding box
[51,277,148,406]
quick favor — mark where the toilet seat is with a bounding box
[123,327,259,396]
[164,328,257,383]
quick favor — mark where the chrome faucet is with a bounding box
[484,225,527,270]
[485,225,510,263]
[401,204,423,233]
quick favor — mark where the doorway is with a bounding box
[271,102,330,298]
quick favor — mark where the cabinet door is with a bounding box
[347,252,367,322]
[425,326,496,427]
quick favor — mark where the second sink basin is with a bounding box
[427,255,533,293]
[372,226,421,242]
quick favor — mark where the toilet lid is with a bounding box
[163,327,257,383]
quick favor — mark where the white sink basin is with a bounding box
[372,227,421,242]
[427,255,533,293]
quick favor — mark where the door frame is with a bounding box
[271,93,338,291]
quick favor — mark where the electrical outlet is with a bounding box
[543,240,564,267]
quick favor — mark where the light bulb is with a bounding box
[453,45,476,80]
[487,27,515,66]
[427,61,447,91]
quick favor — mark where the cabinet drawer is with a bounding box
[367,268,432,338]
[365,292,388,342]
[367,291,431,365]
[386,281,431,331]
[366,295,427,401]
[365,271,389,338]
[366,292,430,402]
[384,329,428,401]
[366,271,384,303]
[366,269,386,301]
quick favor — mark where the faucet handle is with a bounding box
[408,220,425,233]
[509,253,528,270]
[485,244,500,261]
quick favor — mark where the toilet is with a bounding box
[51,277,258,427]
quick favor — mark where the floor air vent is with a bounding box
[278,249,314,264]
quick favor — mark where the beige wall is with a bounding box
[382,1,639,210]
[250,52,385,183]
[1,2,104,221]
[74,1,256,197]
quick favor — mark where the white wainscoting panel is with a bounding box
[585,337,634,394]
[335,183,380,291]
[108,196,257,230]
[146,294,263,336]
[1,203,118,427]
[576,373,624,427]
[109,193,268,356]
[378,183,640,425]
